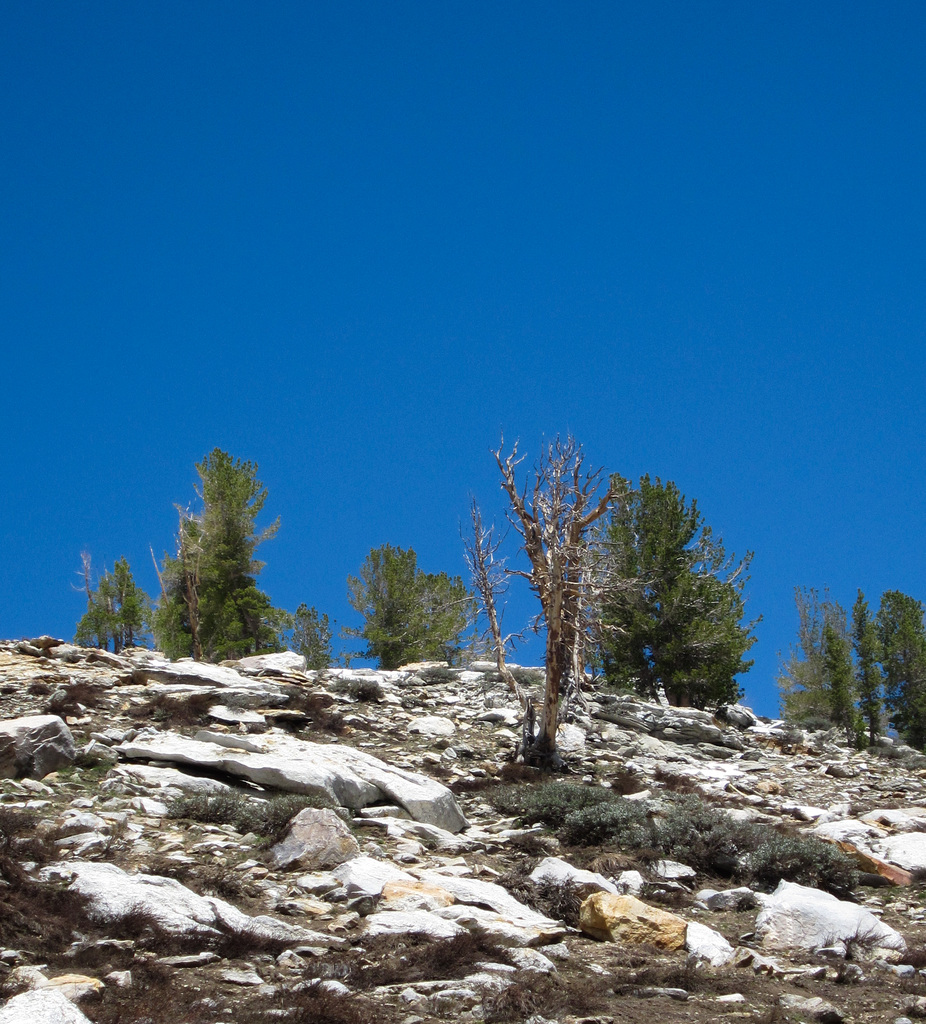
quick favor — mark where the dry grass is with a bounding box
[127,690,214,728]
[347,932,514,988]
[0,855,93,953]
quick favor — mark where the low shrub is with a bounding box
[489,781,620,830]
[489,783,858,894]
[167,790,335,844]
[348,932,512,988]
[347,678,383,701]
[559,800,653,848]
[747,832,859,895]
[653,796,755,877]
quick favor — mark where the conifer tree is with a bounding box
[878,590,926,749]
[598,475,757,709]
[822,615,859,745]
[75,555,150,652]
[346,544,475,669]
[153,449,283,662]
[852,590,883,744]
[778,588,852,729]
[292,603,334,670]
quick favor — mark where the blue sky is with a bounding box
[3,2,925,718]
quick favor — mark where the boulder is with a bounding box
[833,841,914,886]
[653,859,697,881]
[812,819,887,847]
[416,870,559,930]
[686,920,735,966]
[696,886,758,911]
[0,716,75,779]
[434,905,566,947]
[206,706,267,729]
[116,729,468,831]
[614,870,645,895]
[555,723,586,753]
[269,808,360,870]
[110,763,233,797]
[862,807,926,833]
[362,910,466,940]
[0,989,92,1024]
[755,880,905,955]
[528,856,617,897]
[234,651,307,675]
[874,833,926,874]
[578,893,687,949]
[130,658,257,689]
[778,994,844,1023]
[380,879,456,912]
[41,861,341,947]
[593,696,742,749]
[408,716,456,738]
[333,855,415,897]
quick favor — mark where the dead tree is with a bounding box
[495,436,615,768]
[463,499,526,708]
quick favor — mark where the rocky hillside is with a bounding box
[3,638,926,1024]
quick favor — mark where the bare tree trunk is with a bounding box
[494,437,614,769]
[464,500,526,708]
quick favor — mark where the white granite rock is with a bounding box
[529,856,617,895]
[755,881,905,955]
[234,651,307,675]
[270,808,360,870]
[362,910,466,940]
[434,905,566,947]
[408,716,457,738]
[686,920,735,966]
[116,729,468,831]
[0,716,76,779]
[874,833,926,873]
[0,988,92,1024]
[333,855,416,897]
[41,861,340,946]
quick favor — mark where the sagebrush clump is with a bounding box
[167,790,336,844]
[489,782,858,893]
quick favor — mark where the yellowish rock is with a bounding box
[47,974,105,1002]
[579,892,687,949]
[380,879,456,912]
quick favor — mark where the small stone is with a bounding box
[220,969,264,986]
[779,994,844,1023]
[637,986,689,1000]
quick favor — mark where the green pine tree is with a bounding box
[877,590,926,749]
[597,474,757,709]
[75,556,151,652]
[152,449,284,662]
[778,587,850,729]
[852,590,883,744]
[822,615,859,746]
[346,544,475,669]
[292,603,334,670]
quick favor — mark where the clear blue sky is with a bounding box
[3,2,925,718]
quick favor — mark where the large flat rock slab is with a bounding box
[116,729,468,832]
[41,861,340,946]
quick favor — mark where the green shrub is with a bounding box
[747,832,858,894]
[653,796,756,876]
[489,781,619,829]
[559,801,653,848]
[167,790,335,844]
